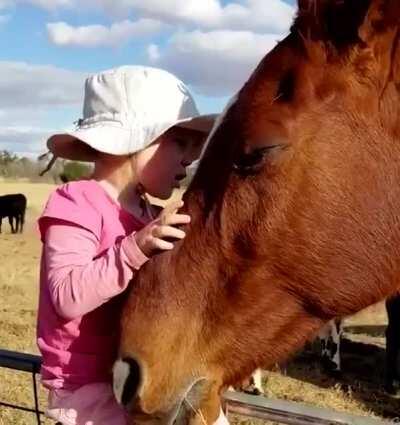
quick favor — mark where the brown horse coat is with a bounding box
[115,1,400,423]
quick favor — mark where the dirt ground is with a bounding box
[0,181,399,424]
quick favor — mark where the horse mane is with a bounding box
[293,0,373,49]
[290,0,400,103]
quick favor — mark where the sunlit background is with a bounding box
[0,0,295,157]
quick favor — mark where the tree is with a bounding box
[60,161,92,182]
[0,150,19,177]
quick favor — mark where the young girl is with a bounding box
[37,66,227,425]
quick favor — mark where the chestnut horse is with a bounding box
[115,1,400,423]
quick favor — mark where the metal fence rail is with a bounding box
[0,348,396,425]
[223,391,396,425]
[0,348,43,424]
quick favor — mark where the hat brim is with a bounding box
[47,126,132,162]
[174,114,218,133]
[47,113,218,162]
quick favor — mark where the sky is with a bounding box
[0,0,296,158]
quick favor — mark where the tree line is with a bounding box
[0,150,92,183]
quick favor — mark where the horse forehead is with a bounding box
[199,92,239,159]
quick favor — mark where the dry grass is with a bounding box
[0,181,55,425]
[0,181,399,424]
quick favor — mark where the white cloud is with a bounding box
[5,0,295,34]
[121,0,222,27]
[147,44,160,61]
[0,0,12,8]
[0,0,72,11]
[0,62,86,156]
[47,18,164,47]
[27,0,72,9]
[125,0,294,34]
[0,126,53,157]
[27,0,222,20]
[0,61,85,108]
[149,30,283,96]
[3,0,73,10]
[0,1,296,156]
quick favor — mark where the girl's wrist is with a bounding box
[121,233,149,269]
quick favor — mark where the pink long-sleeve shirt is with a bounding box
[37,180,150,390]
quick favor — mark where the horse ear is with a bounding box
[295,0,399,51]
[297,0,327,12]
[297,0,313,11]
[295,1,371,48]
[297,0,326,16]
[358,0,400,44]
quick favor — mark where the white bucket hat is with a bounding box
[46,65,217,162]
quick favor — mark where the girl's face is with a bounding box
[134,126,206,199]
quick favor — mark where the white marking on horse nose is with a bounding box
[113,359,131,404]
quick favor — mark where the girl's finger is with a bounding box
[159,200,184,224]
[152,238,174,251]
[153,225,186,240]
[162,213,191,226]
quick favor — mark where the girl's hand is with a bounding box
[134,200,190,257]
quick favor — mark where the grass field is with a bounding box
[0,181,399,424]
[0,181,55,425]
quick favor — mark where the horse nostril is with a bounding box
[113,357,142,407]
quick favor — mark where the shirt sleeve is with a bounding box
[43,220,148,321]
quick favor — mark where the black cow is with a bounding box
[0,193,27,234]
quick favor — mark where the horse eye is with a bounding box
[276,70,296,103]
[233,145,282,176]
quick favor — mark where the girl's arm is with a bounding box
[44,221,148,321]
